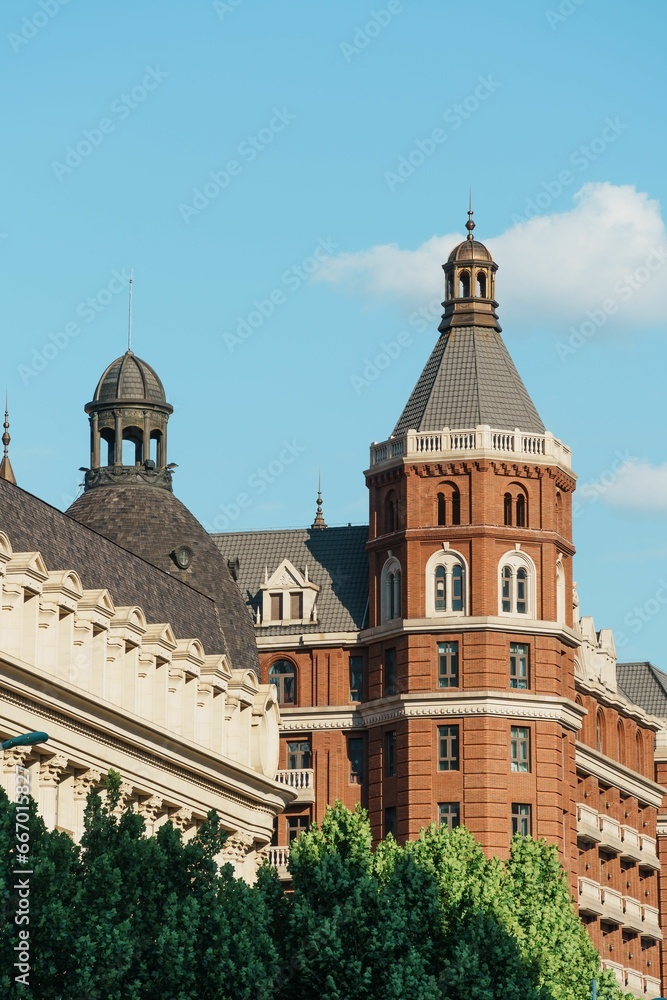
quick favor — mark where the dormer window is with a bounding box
[257,559,320,625]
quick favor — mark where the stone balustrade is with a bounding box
[578,876,603,915]
[576,803,602,843]
[275,768,315,803]
[622,896,644,934]
[620,824,643,863]
[370,424,572,470]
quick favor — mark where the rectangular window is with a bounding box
[438,725,459,771]
[289,592,303,620]
[385,805,397,838]
[501,568,511,613]
[287,740,311,770]
[510,726,530,772]
[511,802,531,837]
[348,737,364,784]
[349,655,363,703]
[384,647,397,696]
[270,593,282,620]
[287,815,310,843]
[438,641,459,687]
[509,642,529,689]
[385,731,396,777]
[438,802,461,830]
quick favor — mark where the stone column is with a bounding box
[137,794,163,836]
[2,747,32,801]
[38,755,68,829]
[142,410,150,465]
[72,768,101,841]
[91,412,100,468]
[114,410,122,466]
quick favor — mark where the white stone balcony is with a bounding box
[578,876,604,916]
[621,825,644,863]
[639,835,661,871]
[599,814,624,854]
[275,768,315,804]
[601,961,625,988]
[623,896,644,934]
[265,845,291,880]
[644,974,662,998]
[369,425,572,470]
[577,803,602,843]
[625,968,644,997]
[641,905,662,940]
[600,887,624,925]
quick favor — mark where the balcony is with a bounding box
[625,968,644,997]
[639,835,661,871]
[641,904,662,940]
[578,877,603,916]
[620,825,643,863]
[275,768,315,804]
[644,975,662,998]
[265,845,291,880]
[598,814,623,854]
[623,896,644,934]
[600,887,624,925]
[601,961,624,989]
[576,803,602,844]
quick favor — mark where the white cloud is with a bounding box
[315,183,667,331]
[603,461,667,513]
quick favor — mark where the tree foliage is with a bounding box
[0,785,630,1000]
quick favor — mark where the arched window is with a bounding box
[516,494,526,528]
[381,557,402,622]
[555,491,562,535]
[498,551,535,617]
[269,659,296,705]
[122,426,143,466]
[436,482,461,527]
[504,492,512,526]
[477,271,487,297]
[459,270,471,297]
[446,276,454,299]
[100,428,115,466]
[426,549,468,616]
[596,710,604,754]
[636,730,643,773]
[437,492,446,527]
[617,721,624,765]
[556,559,566,623]
[384,491,397,534]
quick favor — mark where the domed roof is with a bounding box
[447,238,494,263]
[93,351,167,405]
[66,485,259,673]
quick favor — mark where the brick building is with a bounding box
[216,212,667,996]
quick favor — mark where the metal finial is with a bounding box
[466,189,475,240]
[311,470,328,529]
[127,269,134,352]
[0,392,16,485]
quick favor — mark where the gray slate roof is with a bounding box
[213,526,369,636]
[393,326,545,436]
[0,478,229,657]
[617,661,667,718]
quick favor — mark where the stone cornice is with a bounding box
[575,677,662,731]
[255,631,362,651]
[575,742,665,808]
[279,691,585,733]
[359,616,581,648]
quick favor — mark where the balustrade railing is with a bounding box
[370,425,571,468]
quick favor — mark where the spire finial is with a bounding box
[127,269,134,353]
[311,470,327,529]
[466,189,475,241]
[0,392,16,485]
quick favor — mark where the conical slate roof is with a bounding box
[392,326,545,436]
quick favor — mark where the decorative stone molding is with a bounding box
[137,795,164,824]
[170,806,193,832]
[576,743,665,808]
[3,746,32,771]
[72,768,101,799]
[221,830,254,864]
[39,754,68,786]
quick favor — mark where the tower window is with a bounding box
[477,271,487,297]
[438,641,459,687]
[516,494,526,527]
[269,659,296,705]
[438,725,460,771]
[504,487,529,528]
[349,655,363,703]
[385,731,397,777]
[511,803,531,837]
[504,492,512,526]
[459,270,471,297]
[509,642,529,689]
[384,491,397,533]
[348,737,364,784]
[384,805,397,837]
[499,554,534,616]
[436,483,461,526]
[384,647,397,696]
[510,726,530,772]
[437,492,446,526]
[439,802,460,830]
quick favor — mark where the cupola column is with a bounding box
[114,410,123,467]
[91,413,100,468]
[142,411,150,465]
[159,424,167,468]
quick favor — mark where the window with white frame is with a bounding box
[498,551,535,617]
[425,548,468,617]
[380,557,402,622]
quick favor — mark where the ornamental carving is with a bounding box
[3,747,32,772]
[137,795,163,824]
[39,754,69,786]
[73,768,101,799]
[170,806,193,832]
[221,830,254,863]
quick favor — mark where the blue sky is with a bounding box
[2,0,667,665]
